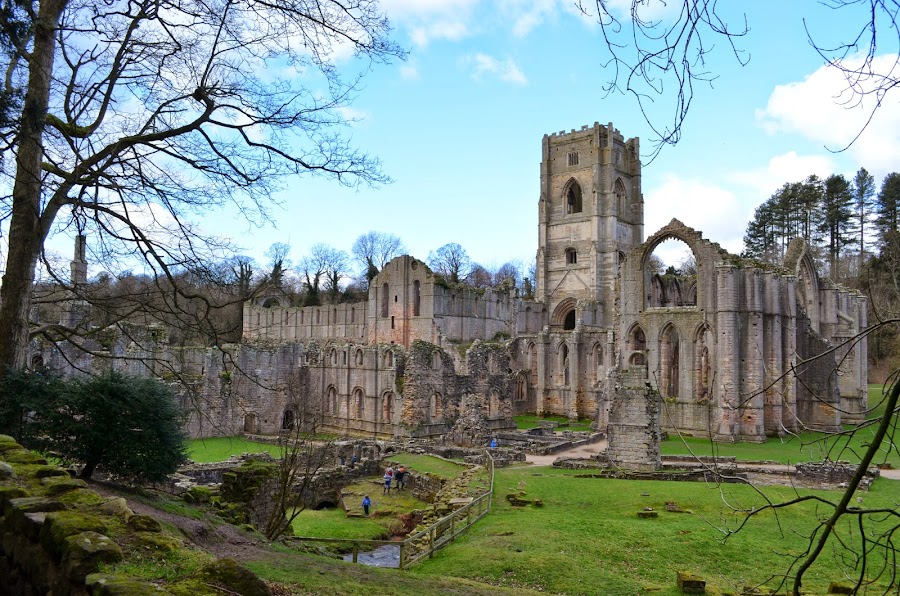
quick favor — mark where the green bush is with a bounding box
[0,369,187,482]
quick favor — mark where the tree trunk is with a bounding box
[0,0,68,375]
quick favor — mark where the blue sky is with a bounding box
[44,1,900,279]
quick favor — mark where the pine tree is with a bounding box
[875,173,900,244]
[819,174,855,278]
[853,167,876,273]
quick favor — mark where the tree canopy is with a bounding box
[0,0,404,373]
[0,370,187,481]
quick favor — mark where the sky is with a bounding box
[40,1,900,279]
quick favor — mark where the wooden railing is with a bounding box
[289,449,495,569]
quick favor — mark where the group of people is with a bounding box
[382,465,407,494]
[361,464,409,516]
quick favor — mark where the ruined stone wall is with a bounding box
[606,367,661,470]
[243,301,367,343]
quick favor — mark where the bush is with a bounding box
[0,370,187,482]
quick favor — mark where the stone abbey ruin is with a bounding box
[40,122,868,461]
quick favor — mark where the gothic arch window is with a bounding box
[627,325,647,366]
[330,348,337,365]
[564,310,576,330]
[384,350,394,368]
[489,390,501,418]
[430,393,443,421]
[559,343,570,386]
[351,307,355,323]
[342,350,347,365]
[381,283,389,318]
[328,386,339,415]
[659,324,680,398]
[355,349,364,366]
[413,280,421,316]
[354,388,365,419]
[615,178,627,216]
[281,409,295,430]
[565,179,583,214]
[382,392,394,422]
[592,343,604,383]
[316,309,321,324]
[528,343,538,385]
[695,325,713,400]
[515,374,527,401]
[565,248,577,265]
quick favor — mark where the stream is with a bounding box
[343,543,401,568]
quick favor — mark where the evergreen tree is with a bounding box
[852,167,876,273]
[819,174,854,278]
[875,173,900,244]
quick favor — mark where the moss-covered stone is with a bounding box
[133,531,183,553]
[64,531,123,581]
[35,466,70,479]
[86,573,173,595]
[127,514,162,533]
[43,477,89,496]
[177,558,270,596]
[58,488,105,508]
[0,461,15,479]
[182,486,212,504]
[98,497,134,519]
[4,449,48,465]
[41,510,109,562]
[0,485,30,509]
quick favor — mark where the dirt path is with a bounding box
[524,440,608,466]
[90,482,277,562]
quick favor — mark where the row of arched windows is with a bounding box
[325,347,395,368]
[326,385,396,422]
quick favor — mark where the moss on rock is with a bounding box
[64,531,124,581]
[41,510,110,562]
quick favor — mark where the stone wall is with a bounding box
[606,368,661,471]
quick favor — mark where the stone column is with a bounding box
[714,265,739,441]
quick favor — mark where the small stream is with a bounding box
[343,543,401,568]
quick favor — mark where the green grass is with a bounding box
[414,465,900,595]
[290,507,390,540]
[388,452,466,479]
[661,384,900,467]
[187,436,283,463]
[513,414,593,432]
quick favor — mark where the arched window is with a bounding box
[563,310,576,330]
[381,283,389,318]
[528,343,537,385]
[565,248,577,265]
[515,375,526,401]
[281,409,295,430]
[330,348,337,365]
[615,178,627,216]
[413,280,421,316]
[489,390,501,418]
[566,180,583,214]
[354,388,365,419]
[560,344,570,386]
[384,350,394,368]
[432,351,442,370]
[430,393,443,421]
[382,392,394,422]
[660,325,680,398]
[628,326,647,366]
[592,343,604,382]
[351,307,355,323]
[328,386,339,415]
[355,349,364,366]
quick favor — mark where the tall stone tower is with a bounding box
[535,122,643,329]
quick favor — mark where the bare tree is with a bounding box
[351,230,406,285]
[297,243,348,305]
[578,1,900,157]
[0,0,404,374]
[427,242,472,284]
[265,242,293,289]
[467,263,493,288]
[493,261,522,288]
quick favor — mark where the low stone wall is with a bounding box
[0,435,269,595]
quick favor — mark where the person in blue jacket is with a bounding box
[362,495,371,516]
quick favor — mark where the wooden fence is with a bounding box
[288,450,495,569]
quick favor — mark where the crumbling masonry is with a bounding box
[41,121,868,455]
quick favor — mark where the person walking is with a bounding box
[394,465,406,491]
[362,495,371,516]
[383,470,393,495]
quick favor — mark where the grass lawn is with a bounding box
[415,464,900,595]
[514,414,593,432]
[388,452,467,479]
[661,384,900,467]
[187,436,283,463]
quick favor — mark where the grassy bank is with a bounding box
[414,465,900,595]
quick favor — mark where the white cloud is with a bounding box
[399,59,420,79]
[728,151,837,201]
[644,175,745,255]
[381,0,478,47]
[463,53,527,85]
[756,54,900,178]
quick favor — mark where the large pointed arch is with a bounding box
[563,178,583,214]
